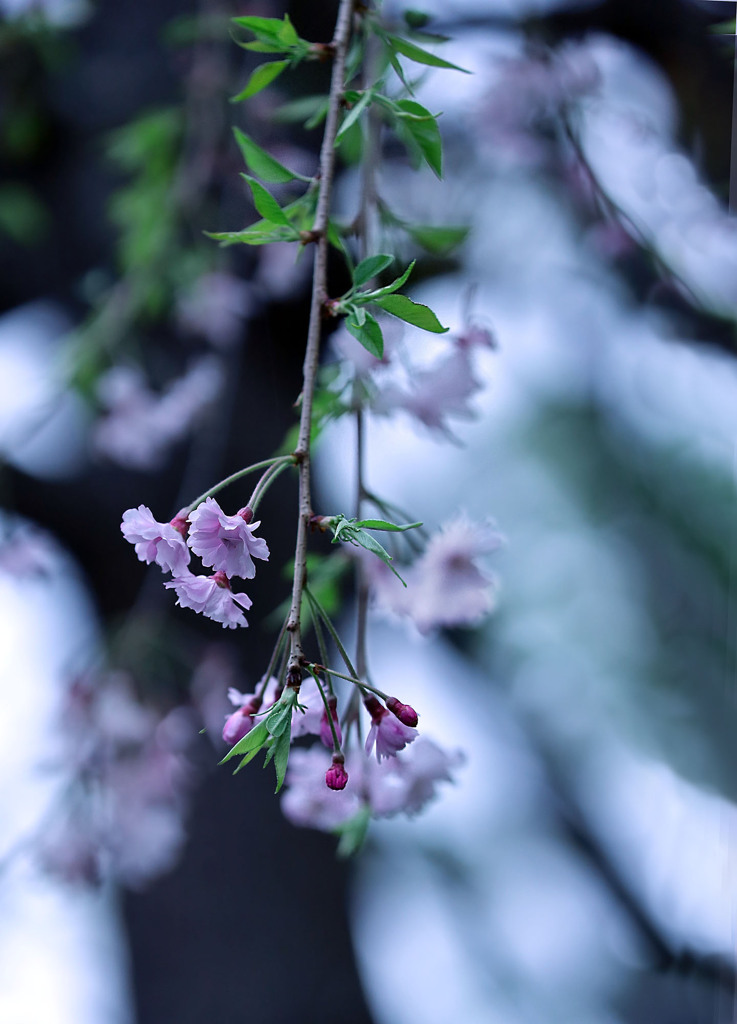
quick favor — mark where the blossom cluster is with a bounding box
[120,496,269,628]
[219,671,462,832]
[39,671,196,888]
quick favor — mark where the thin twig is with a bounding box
[287,0,356,679]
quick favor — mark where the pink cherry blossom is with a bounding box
[188,497,269,579]
[165,569,252,628]
[364,696,417,761]
[368,515,503,634]
[121,505,191,575]
[368,738,465,817]
[290,675,324,739]
[373,346,482,439]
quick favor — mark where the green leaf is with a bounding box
[406,223,469,255]
[219,721,269,764]
[335,804,371,858]
[374,293,449,332]
[352,253,394,288]
[232,14,303,54]
[359,260,415,302]
[345,311,384,359]
[331,519,407,584]
[273,94,329,127]
[233,127,309,183]
[335,89,374,143]
[394,99,443,177]
[380,45,414,93]
[403,9,431,29]
[386,33,469,73]
[242,175,292,226]
[354,519,423,532]
[265,690,298,738]
[206,224,297,246]
[272,731,291,792]
[231,59,289,102]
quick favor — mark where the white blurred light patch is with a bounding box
[0,518,133,1024]
[0,303,90,480]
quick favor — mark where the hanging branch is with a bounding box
[286,0,357,685]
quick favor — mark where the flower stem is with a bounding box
[305,586,359,681]
[307,666,341,753]
[185,456,293,513]
[248,459,292,514]
[286,0,356,679]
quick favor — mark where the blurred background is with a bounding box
[1,0,736,1022]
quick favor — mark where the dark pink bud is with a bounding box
[363,695,385,724]
[325,754,348,791]
[169,512,189,537]
[386,696,419,728]
[212,570,230,589]
[237,506,254,524]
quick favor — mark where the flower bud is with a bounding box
[325,754,348,791]
[386,696,419,728]
[212,570,230,589]
[363,695,384,723]
[169,512,189,537]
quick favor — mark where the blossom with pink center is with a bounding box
[187,497,269,579]
[164,569,252,628]
[121,505,191,575]
[364,696,417,761]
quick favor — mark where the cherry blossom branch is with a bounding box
[286,0,356,683]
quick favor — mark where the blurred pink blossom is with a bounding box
[94,358,223,470]
[368,515,503,634]
[282,738,462,832]
[176,271,252,349]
